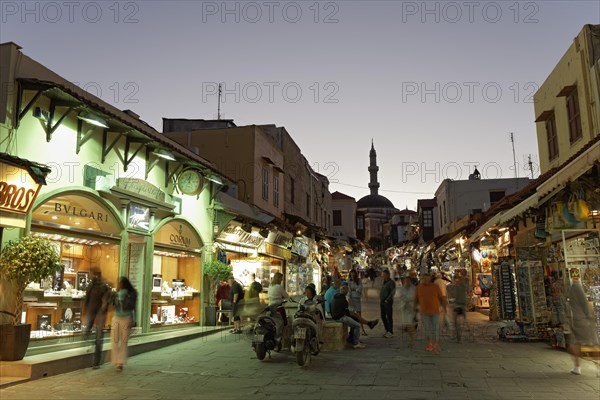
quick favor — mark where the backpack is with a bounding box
[122,289,138,311]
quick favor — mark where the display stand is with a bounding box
[515,246,548,335]
[492,260,517,320]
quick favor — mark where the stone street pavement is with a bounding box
[1,292,599,400]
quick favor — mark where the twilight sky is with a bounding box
[2,1,598,210]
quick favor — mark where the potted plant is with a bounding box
[0,235,62,360]
[203,260,232,326]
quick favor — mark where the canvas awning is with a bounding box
[537,139,600,204]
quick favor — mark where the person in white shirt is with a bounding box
[267,272,289,325]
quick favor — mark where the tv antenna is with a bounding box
[510,132,518,181]
[217,83,222,120]
[527,154,534,179]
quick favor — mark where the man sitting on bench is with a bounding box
[331,286,378,349]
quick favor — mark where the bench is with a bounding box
[321,321,347,351]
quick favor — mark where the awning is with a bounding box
[214,192,274,224]
[468,211,508,244]
[497,193,538,225]
[537,139,600,204]
[469,193,538,244]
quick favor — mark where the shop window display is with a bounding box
[230,256,282,297]
[150,251,200,326]
[24,235,120,341]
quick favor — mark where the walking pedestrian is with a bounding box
[247,273,263,299]
[415,272,445,353]
[83,269,111,369]
[348,269,367,335]
[228,276,244,334]
[380,269,396,338]
[566,278,600,376]
[111,277,137,372]
[452,270,469,343]
[398,275,416,347]
[433,271,449,331]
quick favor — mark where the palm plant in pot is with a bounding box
[0,235,62,360]
[203,260,232,326]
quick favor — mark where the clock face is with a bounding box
[178,170,203,195]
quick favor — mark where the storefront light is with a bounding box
[77,112,109,128]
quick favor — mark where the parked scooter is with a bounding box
[292,297,324,366]
[252,301,287,360]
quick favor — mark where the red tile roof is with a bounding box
[332,191,355,201]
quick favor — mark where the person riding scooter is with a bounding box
[268,272,289,325]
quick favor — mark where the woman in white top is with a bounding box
[267,272,289,325]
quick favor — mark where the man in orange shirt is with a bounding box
[415,272,446,353]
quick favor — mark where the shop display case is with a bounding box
[23,240,119,341]
[150,253,200,327]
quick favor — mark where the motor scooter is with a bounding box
[252,301,287,360]
[292,297,324,366]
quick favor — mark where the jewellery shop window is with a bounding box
[151,221,202,327]
[25,234,120,341]
[151,251,200,326]
[26,194,122,341]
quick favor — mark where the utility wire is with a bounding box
[331,181,433,194]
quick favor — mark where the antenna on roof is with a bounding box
[217,83,222,120]
[527,154,534,179]
[510,132,518,186]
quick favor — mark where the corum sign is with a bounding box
[0,163,42,214]
[156,221,201,250]
[169,224,192,247]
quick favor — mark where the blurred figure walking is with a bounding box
[84,269,111,369]
[415,272,445,353]
[380,269,396,338]
[111,277,137,372]
[566,278,599,376]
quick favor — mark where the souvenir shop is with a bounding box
[287,235,317,296]
[216,221,283,295]
[536,164,600,348]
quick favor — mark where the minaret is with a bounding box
[368,139,380,195]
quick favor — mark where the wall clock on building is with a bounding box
[177,169,204,196]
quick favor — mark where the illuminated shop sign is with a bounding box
[53,202,109,222]
[0,163,43,214]
[128,203,150,231]
[155,221,201,250]
[116,178,166,202]
[218,223,264,248]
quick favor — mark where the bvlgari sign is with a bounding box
[0,162,43,214]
